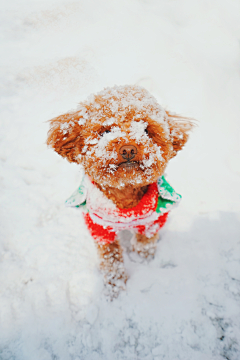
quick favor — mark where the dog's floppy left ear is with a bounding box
[166,111,194,158]
[47,111,84,163]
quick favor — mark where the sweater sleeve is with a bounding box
[156,175,182,214]
[65,173,88,209]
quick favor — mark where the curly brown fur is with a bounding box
[47,85,194,295]
[47,86,194,190]
[95,183,148,209]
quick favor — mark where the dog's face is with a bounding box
[47,86,193,188]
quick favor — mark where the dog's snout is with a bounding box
[119,145,137,160]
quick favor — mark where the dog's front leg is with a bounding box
[131,213,169,259]
[96,240,128,298]
[83,213,128,296]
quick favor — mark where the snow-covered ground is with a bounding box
[1,0,240,359]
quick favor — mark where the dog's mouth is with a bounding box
[118,161,139,170]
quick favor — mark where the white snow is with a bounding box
[1,0,240,359]
[129,120,148,143]
[85,85,166,126]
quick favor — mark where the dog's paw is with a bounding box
[130,233,159,260]
[131,242,157,260]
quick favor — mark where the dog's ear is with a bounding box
[166,111,194,158]
[47,111,85,163]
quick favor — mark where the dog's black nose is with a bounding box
[119,145,137,160]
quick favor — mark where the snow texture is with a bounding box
[1,0,240,359]
[83,85,167,126]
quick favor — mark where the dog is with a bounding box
[47,85,193,297]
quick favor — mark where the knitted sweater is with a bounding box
[65,174,181,230]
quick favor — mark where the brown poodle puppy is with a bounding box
[47,85,193,297]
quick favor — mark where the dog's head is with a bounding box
[47,85,193,188]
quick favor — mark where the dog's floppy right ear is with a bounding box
[47,111,85,163]
[166,111,195,158]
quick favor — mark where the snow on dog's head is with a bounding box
[47,85,193,188]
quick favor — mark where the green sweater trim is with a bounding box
[155,176,182,214]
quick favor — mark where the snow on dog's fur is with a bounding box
[47,85,193,298]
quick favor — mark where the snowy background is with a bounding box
[1,0,240,359]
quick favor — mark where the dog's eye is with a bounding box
[100,129,111,136]
[145,129,148,135]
